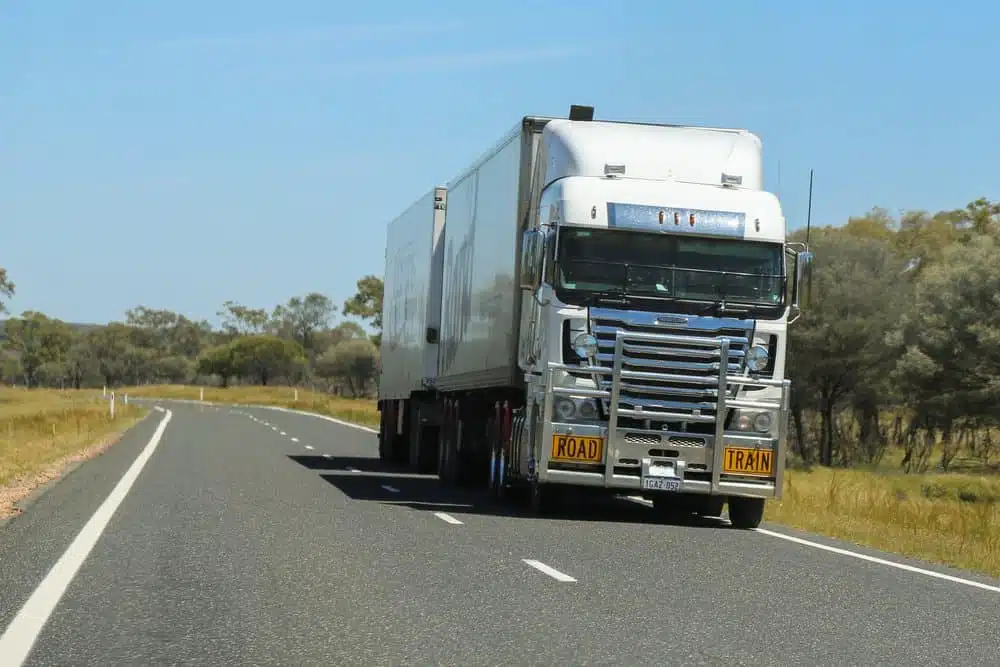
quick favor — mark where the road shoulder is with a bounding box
[0,409,165,633]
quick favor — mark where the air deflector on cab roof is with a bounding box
[569,105,594,121]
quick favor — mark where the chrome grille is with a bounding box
[668,436,707,448]
[623,433,662,446]
[589,308,753,428]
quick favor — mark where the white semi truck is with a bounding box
[377,105,813,528]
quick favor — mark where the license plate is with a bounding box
[641,476,681,492]
[722,447,774,476]
[550,435,604,463]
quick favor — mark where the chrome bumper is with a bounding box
[538,331,791,500]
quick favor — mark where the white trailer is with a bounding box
[377,186,447,473]
[377,105,813,528]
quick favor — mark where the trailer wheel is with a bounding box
[727,497,766,529]
[377,401,391,464]
[496,401,511,503]
[486,410,499,498]
[438,400,459,486]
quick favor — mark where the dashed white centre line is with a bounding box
[279,430,287,436]
[381,484,400,493]
[523,559,577,582]
[434,512,463,525]
[304,445,314,450]
[290,437,300,442]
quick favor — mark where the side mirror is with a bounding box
[793,250,814,309]
[519,229,544,289]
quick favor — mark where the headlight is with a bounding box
[746,344,769,372]
[578,400,598,419]
[732,410,774,434]
[573,333,598,360]
[554,397,577,420]
[553,396,599,421]
[753,412,773,433]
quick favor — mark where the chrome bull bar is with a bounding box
[543,329,791,497]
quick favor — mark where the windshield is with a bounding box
[555,227,785,313]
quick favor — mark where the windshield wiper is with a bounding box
[586,290,629,306]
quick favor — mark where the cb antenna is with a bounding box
[805,168,814,245]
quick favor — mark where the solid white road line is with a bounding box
[522,559,577,583]
[290,437,300,442]
[754,527,1000,594]
[434,512,463,525]
[381,484,400,493]
[347,466,360,472]
[0,409,174,666]
[624,496,998,592]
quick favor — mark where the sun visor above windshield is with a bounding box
[608,203,745,238]
[541,177,787,243]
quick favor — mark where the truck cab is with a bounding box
[512,115,813,527]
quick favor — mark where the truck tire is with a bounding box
[529,480,546,514]
[417,425,439,474]
[438,401,459,486]
[377,402,391,464]
[728,497,766,529]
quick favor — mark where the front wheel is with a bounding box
[728,497,766,529]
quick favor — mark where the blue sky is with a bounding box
[1,0,995,327]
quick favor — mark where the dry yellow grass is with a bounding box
[120,384,380,428]
[0,387,148,516]
[768,467,1000,578]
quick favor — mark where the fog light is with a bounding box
[754,412,773,433]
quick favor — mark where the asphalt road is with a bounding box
[2,400,1000,666]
